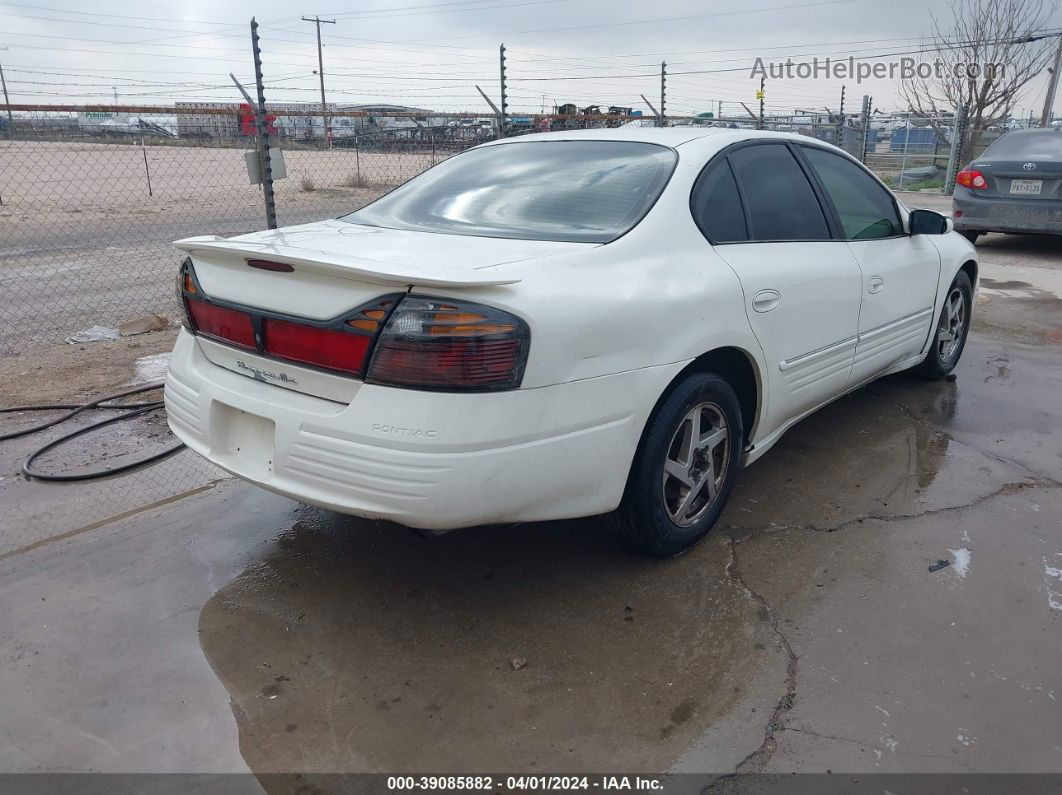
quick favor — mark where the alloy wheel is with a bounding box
[661,401,730,527]
[936,287,966,363]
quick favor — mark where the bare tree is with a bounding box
[900,0,1056,159]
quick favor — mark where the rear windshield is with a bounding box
[983,131,1062,159]
[340,140,677,243]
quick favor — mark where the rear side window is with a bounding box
[728,144,830,241]
[691,160,748,243]
[801,146,903,240]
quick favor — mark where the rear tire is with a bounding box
[961,231,980,244]
[914,270,973,379]
[606,372,742,557]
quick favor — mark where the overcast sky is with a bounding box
[1,0,1060,119]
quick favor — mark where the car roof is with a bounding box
[1000,128,1062,137]
[479,127,821,150]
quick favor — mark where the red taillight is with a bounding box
[176,259,527,391]
[956,169,987,190]
[263,317,372,376]
[367,296,529,392]
[186,298,256,349]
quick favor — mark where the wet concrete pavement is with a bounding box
[0,235,1059,784]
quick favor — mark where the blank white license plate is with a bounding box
[1010,179,1042,195]
[213,402,275,476]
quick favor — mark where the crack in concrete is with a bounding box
[719,472,1059,773]
[724,534,798,774]
[725,478,1059,540]
[781,725,868,747]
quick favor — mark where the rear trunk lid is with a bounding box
[175,220,593,319]
[174,220,594,402]
[973,158,1062,201]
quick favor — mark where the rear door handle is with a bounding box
[867,275,884,294]
[752,289,781,313]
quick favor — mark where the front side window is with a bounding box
[691,159,748,243]
[341,141,677,243]
[727,144,830,241]
[801,146,903,240]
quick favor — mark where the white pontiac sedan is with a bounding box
[166,128,977,556]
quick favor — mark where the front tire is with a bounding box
[607,372,742,557]
[914,270,973,379]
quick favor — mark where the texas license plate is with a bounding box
[1010,179,1042,195]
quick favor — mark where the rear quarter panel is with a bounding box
[416,148,765,393]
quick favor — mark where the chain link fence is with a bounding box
[0,102,991,355]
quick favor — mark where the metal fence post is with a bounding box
[660,61,667,128]
[250,18,277,229]
[944,104,967,197]
[355,133,361,185]
[859,95,871,163]
[897,125,910,190]
[141,137,153,197]
[498,44,508,138]
[835,84,845,147]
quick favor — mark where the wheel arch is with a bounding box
[959,258,978,290]
[645,346,763,449]
[682,346,763,446]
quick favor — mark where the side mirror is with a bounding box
[909,208,951,235]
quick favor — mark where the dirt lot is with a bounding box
[0,140,436,352]
[0,215,1059,791]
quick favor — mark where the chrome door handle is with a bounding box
[867,275,884,294]
[752,289,781,313]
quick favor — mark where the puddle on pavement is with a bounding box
[975,277,1062,345]
[721,374,1028,531]
[197,514,781,775]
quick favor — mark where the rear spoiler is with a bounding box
[173,235,521,288]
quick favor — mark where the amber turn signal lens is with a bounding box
[344,300,394,333]
[183,273,197,294]
[425,311,515,336]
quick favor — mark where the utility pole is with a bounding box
[659,61,667,127]
[302,15,336,146]
[836,84,846,146]
[1040,34,1062,127]
[757,75,765,130]
[0,59,13,140]
[499,43,508,138]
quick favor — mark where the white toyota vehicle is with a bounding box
[166,128,977,556]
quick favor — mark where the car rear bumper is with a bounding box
[952,188,1062,235]
[165,329,685,530]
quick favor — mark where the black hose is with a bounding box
[0,382,185,481]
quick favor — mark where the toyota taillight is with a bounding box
[956,169,987,190]
[366,296,529,392]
